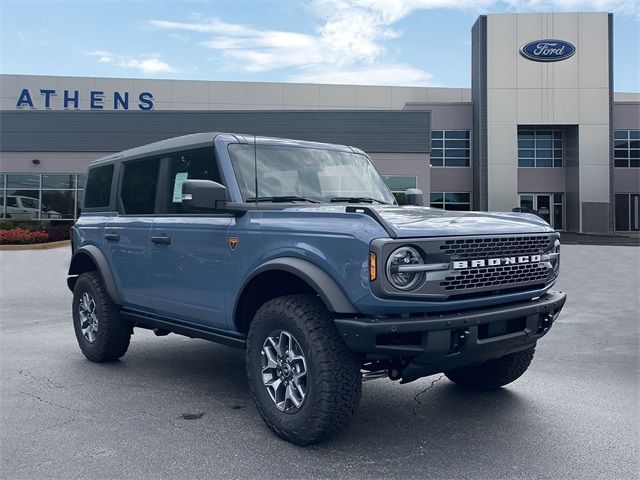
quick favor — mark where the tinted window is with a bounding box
[121,158,159,215]
[166,148,222,214]
[6,174,39,188]
[84,164,114,209]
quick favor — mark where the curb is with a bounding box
[0,240,71,251]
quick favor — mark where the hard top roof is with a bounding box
[89,132,358,167]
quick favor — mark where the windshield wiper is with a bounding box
[247,196,320,204]
[330,196,390,205]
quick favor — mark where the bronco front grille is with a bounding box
[440,263,549,292]
[374,232,559,300]
[440,235,554,260]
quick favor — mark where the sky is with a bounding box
[1,0,639,91]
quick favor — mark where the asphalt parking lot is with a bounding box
[0,244,638,479]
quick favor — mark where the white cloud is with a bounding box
[501,0,639,17]
[291,64,437,86]
[148,0,639,85]
[16,29,50,47]
[85,50,175,74]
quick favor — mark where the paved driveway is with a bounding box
[0,244,638,479]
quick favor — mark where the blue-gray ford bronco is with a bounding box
[68,132,566,445]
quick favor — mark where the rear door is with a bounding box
[105,157,160,310]
[150,147,232,328]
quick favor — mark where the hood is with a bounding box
[373,206,553,238]
[279,204,554,238]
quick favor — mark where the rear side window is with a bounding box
[165,148,222,214]
[120,158,160,215]
[84,164,114,209]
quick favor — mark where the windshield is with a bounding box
[228,144,396,204]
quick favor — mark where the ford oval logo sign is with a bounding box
[520,39,576,62]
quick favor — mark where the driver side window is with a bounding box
[166,148,223,214]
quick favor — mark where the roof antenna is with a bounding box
[253,134,258,207]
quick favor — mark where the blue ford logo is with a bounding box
[520,39,575,62]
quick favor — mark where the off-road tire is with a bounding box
[246,294,362,445]
[72,271,131,362]
[445,346,536,390]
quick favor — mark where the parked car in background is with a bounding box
[2,194,62,219]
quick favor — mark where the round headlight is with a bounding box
[386,246,425,291]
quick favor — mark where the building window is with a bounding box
[0,173,86,220]
[518,127,563,167]
[382,175,417,204]
[430,130,470,167]
[430,192,471,211]
[615,193,639,231]
[614,130,640,168]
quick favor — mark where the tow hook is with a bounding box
[537,313,553,334]
[449,328,470,354]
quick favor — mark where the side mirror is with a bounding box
[181,179,227,211]
[404,188,424,206]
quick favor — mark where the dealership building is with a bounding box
[0,11,638,232]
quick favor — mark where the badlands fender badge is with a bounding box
[229,237,239,250]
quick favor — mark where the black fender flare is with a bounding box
[236,257,358,316]
[67,245,123,305]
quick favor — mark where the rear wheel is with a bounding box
[72,272,131,362]
[246,294,362,445]
[445,346,536,390]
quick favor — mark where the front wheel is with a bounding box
[445,346,536,390]
[246,295,362,445]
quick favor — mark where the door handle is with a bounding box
[151,235,171,245]
[104,233,120,241]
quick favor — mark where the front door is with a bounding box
[149,147,232,329]
[520,193,563,230]
[536,194,552,225]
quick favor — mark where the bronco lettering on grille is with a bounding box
[452,254,541,270]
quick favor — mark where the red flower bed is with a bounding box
[0,228,49,245]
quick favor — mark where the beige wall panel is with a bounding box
[579,88,610,124]
[578,13,609,89]
[552,88,579,124]
[170,80,208,104]
[355,86,392,108]
[391,87,427,109]
[487,124,518,165]
[245,83,284,106]
[283,83,320,107]
[487,14,517,89]
[517,89,543,124]
[488,89,517,125]
[579,164,610,202]
[318,85,356,107]
[550,13,580,89]
[488,164,519,211]
[209,82,247,105]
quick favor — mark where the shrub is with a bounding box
[0,220,73,243]
[0,228,49,245]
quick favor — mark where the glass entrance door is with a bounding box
[519,193,563,230]
[536,194,551,225]
[616,194,640,231]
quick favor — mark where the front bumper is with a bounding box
[335,291,566,382]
